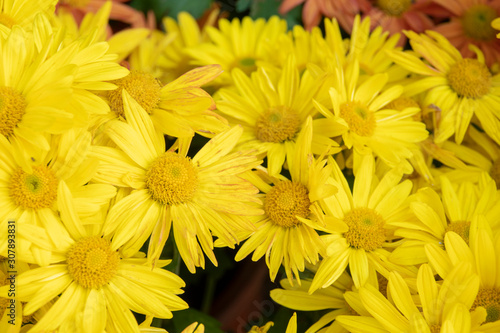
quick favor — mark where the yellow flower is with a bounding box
[216,56,339,176]
[387,30,500,145]
[309,154,418,292]
[91,90,262,272]
[336,263,483,332]
[0,213,188,332]
[185,16,288,86]
[314,59,428,170]
[0,0,56,33]
[0,128,116,266]
[235,117,340,284]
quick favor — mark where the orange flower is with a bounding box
[360,0,435,45]
[432,0,500,66]
[57,0,146,31]
[279,0,322,30]
[317,0,362,33]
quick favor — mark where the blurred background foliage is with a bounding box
[125,1,312,332]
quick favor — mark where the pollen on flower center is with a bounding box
[0,86,27,137]
[339,102,376,137]
[145,152,198,205]
[429,324,441,333]
[445,220,471,244]
[67,236,120,289]
[107,70,162,118]
[447,59,491,99]
[376,0,411,16]
[490,159,500,189]
[9,166,58,209]
[462,4,497,41]
[343,208,386,251]
[265,181,311,228]
[255,106,301,143]
[471,288,500,323]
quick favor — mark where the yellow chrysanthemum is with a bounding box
[234,118,340,284]
[216,56,339,176]
[336,263,485,332]
[0,210,188,333]
[426,216,500,329]
[387,30,500,145]
[0,128,116,266]
[90,90,262,272]
[0,0,57,33]
[185,16,288,85]
[100,64,227,139]
[314,59,428,170]
[390,172,500,266]
[309,154,418,292]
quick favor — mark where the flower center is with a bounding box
[255,106,301,143]
[385,96,422,121]
[445,220,471,245]
[264,181,311,228]
[0,86,27,137]
[376,0,411,16]
[429,324,441,333]
[238,57,257,75]
[447,59,491,99]
[343,208,386,251]
[462,4,497,41]
[490,159,500,189]
[471,288,500,323]
[9,166,58,209]
[107,70,162,118]
[145,152,198,205]
[67,236,120,289]
[0,14,15,28]
[339,102,376,137]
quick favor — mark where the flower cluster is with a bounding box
[0,0,500,332]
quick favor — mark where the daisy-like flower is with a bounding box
[314,59,428,169]
[0,203,188,332]
[389,173,500,266]
[0,0,56,33]
[0,128,116,266]
[234,117,339,284]
[309,154,418,292]
[359,0,435,45]
[432,0,500,67]
[100,64,227,139]
[387,30,500,145]
[336,263,485,332]
[425,216,500,329]
[185,16,288,85]
[317,0,361,34]
[216,56,339,176]
[91,90,262,272]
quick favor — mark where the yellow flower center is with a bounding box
[61,0,91,8]
[376,0,411,17]
[9,166,58,209]
[238,57,257,75]
[67,236,120,289]
[490,159,500,189]
[0,86,27,137]
[255,106,301,143]
[447,59,491,99]
[339,102,376,137]
[0,13,16,28]
[429,324,441,333]
[107,70,162,118]
[264,181,311,228]
[445,220,471,245]
[472,288,500,323]
[462,4,497,41]
[385,96,422,121]
[343,208,386,251]
[145,152,198,205]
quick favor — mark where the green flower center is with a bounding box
[343,208,386,251]
[339,102,376,137]
[9,166,58,209]
[472,288,500,323]
[462,4,497,41]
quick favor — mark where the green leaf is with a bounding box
[236,0,252,12]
